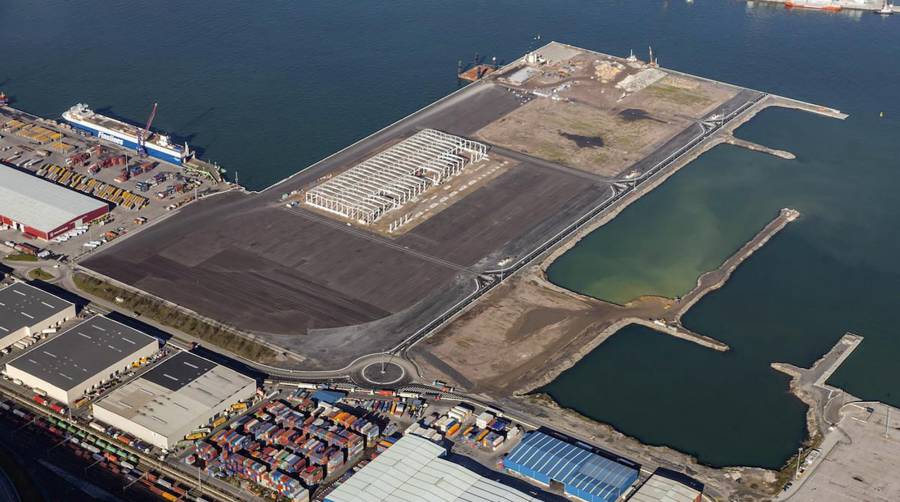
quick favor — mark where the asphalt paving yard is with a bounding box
[81,43,747,370]
[786,402,900,502]
[82,76,609,369]
[81,44,768,369]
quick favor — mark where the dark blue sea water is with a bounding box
[2,0,898,470]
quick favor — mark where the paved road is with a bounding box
[488,144,614,184]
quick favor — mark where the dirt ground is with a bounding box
[477,97,674,177]
[410,265,671,395]
[478,46,740,179]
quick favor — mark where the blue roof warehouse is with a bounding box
[503,430,640,502]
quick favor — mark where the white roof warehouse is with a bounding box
[0,163,108,240]
[92,351,256,449]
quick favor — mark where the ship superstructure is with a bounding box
[62,103,189,164]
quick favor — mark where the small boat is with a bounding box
[0,91,8,106]
[878,2,894,15]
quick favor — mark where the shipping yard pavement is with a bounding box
[79,42,770,371]
[10,41,850,502]
[0,104,224,262]
[777,401,900,502]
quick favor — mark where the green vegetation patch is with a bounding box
[3,253,38,262]
[73,272,279,362]
[28,268,54,281]
[644,83,711,107]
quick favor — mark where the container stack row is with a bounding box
[189,395,383,501]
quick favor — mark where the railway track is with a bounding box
[0,387,244,502]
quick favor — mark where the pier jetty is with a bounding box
[665,208,800,324]
[772,332,863,433]
[725,137,796,159]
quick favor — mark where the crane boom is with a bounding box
[136,102,158,156]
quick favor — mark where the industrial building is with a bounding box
[0,281,75,350]
[0,163,109,240]
[305,129,488,224]
[5,315,158,404]
[503,430,640,502]
[92,351,256,450]
[326,434,541,502]
[628,468,703,502]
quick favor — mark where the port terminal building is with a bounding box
[92,351,256,450]
[326,434,541,502]
[5,315,158,404]
[503,430,640,502]
[0,163,109,240]
[0,281,75,351]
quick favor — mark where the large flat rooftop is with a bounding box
[0,163,107,233]
[6,315,158,390]
[81,42,759,369]
[93,351,255,441]
[0,282,73,335]
[326,434,540,502]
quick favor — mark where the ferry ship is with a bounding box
[62,103,189,164]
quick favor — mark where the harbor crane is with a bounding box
[136,102,158,157]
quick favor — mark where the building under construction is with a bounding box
[304,129,488,224]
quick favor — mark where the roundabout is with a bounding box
[349,354,417,388]
[361,361,405,385]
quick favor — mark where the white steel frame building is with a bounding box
[305,129,488,224]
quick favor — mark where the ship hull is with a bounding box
[63,114,185,164]
[784,2,842,11]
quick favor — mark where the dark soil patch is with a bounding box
[618,108,666,123]
[559,131,604,148]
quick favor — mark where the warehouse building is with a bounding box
[0,281,75,350]
[503,430,640,502]
[5,315,159,404]
[0,163,108,240]
[326,434,542,502]
[305,129,488,224]
[92,351,256,450]
[628,468,703,502]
